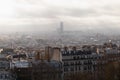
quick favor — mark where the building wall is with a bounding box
[31,60,63,80]
[61,48,100,80]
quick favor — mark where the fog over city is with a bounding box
[0,0,119,34]
[1,1,120,80]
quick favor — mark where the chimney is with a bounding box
[35,51,40,61]
[72,46,76,51]
[51,47,62,61]
[64,47,68,51]
[96,48,100,54]
[45,46,53,61]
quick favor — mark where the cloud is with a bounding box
[0,0,120,32]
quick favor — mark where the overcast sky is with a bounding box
[0,0,120,32]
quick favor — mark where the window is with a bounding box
[70,62,74,66]
[77,56,79,60]
[79,67,81,70]
[78,61,81,65]
[73,57,76,60]
[75,67,77,71]
[70,68,74,71]
[84,67,87,70]
[64,68,68,72]
[88,66,92,70]
[64,62,69,66]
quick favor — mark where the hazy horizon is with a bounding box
[0,0,120,33]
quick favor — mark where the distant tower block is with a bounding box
[60,22,64,33]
